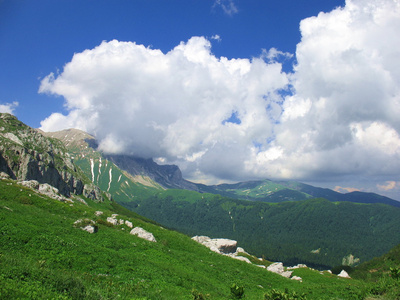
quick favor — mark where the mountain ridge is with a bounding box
[2,113,400,298]
[42,126,400,207]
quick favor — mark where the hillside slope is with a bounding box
[0,178,372,299]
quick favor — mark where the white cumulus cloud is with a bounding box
[0,101,18,114]
[246,0,400,182]
[39,36,289,181]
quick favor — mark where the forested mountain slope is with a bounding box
[121,190,400,269]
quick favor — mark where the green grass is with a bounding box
[0,178,386,299]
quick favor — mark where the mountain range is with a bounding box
[2,113,399,269]
[1,112,400,298]
[42,126,400,208]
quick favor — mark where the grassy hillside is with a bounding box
[120,189,400,270]
[350,245,400,299]
[1,178,383,299]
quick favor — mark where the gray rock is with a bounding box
[267,262,293,278]
[83,183,104,202]
[192,236,237,254]
[19,180,40,190]
[82,225,97,234]
[231,255,251,264]
[267,262,285,274]
[130,227,156,242]
[106,217,118,226]
[291,276,303,281]
[0,113,91,199]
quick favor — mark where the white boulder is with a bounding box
[291,276,303,282]
[230,255,251,264]
[338,270,351,278]
[125,220,133,228]
[82,225,97,234]
[192,236,237,254]
[267,262,285,274]
[130,227,157,242]
[106,217,118,226]
[267,262,293,278]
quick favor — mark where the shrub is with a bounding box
[230,283,245,299]
[264,288,307,300]
[192,289,206,300]
[390,267,400,280]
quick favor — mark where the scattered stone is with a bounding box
[230,255,251,264]
[338,270,351,278]
[287,264,308,270]
[106,217,118,226]
[267,262,285,274]
[281,271,293,278]
[192,236,237,254]
[125,220,133,228]
[256,265,267,269]
[95,211,104,216]
[291,276,303,282]
[267,262,293,278]
[82,225,97,234]
[130,227,157,242]
[74,219,97,233]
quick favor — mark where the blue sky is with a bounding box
[1,0,400,200]
[1,0,343,126]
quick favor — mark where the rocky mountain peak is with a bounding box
[0,113,105,201]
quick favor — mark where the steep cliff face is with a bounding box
[104,154,199,191]
[0,113,104,201]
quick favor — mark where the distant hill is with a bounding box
[197,179,400,207]
[278,181,400,208]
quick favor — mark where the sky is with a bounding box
[1,0,400,200]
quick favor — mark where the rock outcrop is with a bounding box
[130,227,157,242]
[104,154,200,191]
[267,262,293,278]
[192,236,238,254]
[192,236,253,264]
[0,113,104,202]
